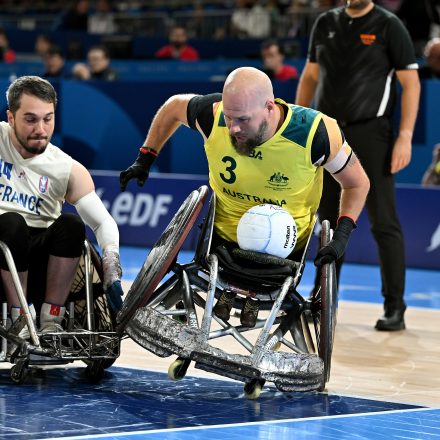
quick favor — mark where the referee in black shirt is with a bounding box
[296,0,420,331]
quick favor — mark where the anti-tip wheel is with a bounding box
[10,362,29,384]
[244,379,265,400]
[167,357,190,381]
[85,361,105,383]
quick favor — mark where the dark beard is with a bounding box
[230,120,268,156]
[14,126,49,155]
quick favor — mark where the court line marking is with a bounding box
[111,364,438,407]
[40,407,438,440]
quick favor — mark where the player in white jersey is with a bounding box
[0,75,123,336]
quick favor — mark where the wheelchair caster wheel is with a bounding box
[85,362,105,383]
[244,378,265,400]
[168,357,190,381]
[11,361,29,384]
[268,334,282,352]
[317,379,326,392]
[273,341,281,351]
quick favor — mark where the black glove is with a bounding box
[119,147,158,192]
[314,216,356,266]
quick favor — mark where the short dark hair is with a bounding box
[36,33,53,44]
[45,45,64,59]
[6,76,57,114]
[261,39,284,54]
[88,44,110,59]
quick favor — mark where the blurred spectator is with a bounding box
[67,40,85,60]
[396,0,440,57]
[419,38,440,80]
[376,0,402,12]
[261,39,299,81]
[0,28,16,64]
[88,0,117,34]
[35,34,54,59]
[42,45,71,79]
[422,144,440,186]
[73,45,117,80]
[155,26,200,61]
[72,63,91,80]
[276,0,294,12]
[231,0,271,38]
[61,0,90,32]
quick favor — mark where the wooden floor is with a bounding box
[115,294,440,408]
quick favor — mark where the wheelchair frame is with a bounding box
[0,240,122,384]
[118,185,338,399]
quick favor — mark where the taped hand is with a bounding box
[102,248,124,312]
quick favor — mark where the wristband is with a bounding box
[139,146,158,156]
[337,215,357,229]
[137,147,157,169]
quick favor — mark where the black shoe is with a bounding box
[375,306,406,331]
[240,297,260,328]
[213,290,236,321]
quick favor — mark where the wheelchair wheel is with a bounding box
[312,219,338,388]
[244,378,265,400]
[10,359,29,384]
[75,293,119,370]
[70,241,120,371]
[116,186,208,333]
[168,357,191,381]
[84,361,106,383]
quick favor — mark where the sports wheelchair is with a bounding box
[117,185,338,399]
[0,240,122,384]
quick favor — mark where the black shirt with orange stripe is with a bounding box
[308,5,418,125]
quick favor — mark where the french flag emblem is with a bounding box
[39,176,49,193]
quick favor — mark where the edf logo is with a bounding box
[96,188,172,227]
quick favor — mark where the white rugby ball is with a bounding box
[237,204,297,258]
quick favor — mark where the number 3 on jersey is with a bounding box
[220,156,237,184]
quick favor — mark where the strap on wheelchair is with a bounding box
[213,244,297,280]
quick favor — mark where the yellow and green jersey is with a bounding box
[204,99,323,250]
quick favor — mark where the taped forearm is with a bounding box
[74,191,122,289]
[74,191,119,253]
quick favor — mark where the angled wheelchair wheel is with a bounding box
[116,186,209,334]
[312,219,338,388]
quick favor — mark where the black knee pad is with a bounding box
[0,212,30,271]
[47,213,86,258]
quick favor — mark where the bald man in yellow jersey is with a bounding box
[120,67,370,326]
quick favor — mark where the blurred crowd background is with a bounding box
[0,0,438,61]
[0,0,439,184]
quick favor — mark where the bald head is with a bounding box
[223,67,274,109]
[221,67,281,155]
[425,38,440,57]
[425,38,440,74]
